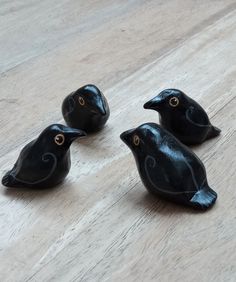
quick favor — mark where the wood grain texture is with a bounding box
[0,1,236,281]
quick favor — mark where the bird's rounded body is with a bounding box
[120,123,217,210]
[2,124,86,189]
[144,89,221,145]
[62,84,110,133]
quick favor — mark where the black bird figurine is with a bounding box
[62,84,110,133]
[2,124,86,189]
[120,123,217,210]
[144,89,221,145]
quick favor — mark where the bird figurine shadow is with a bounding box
[144,89,221,145]
[2,124,86,189]
[120,122,217,210]
[136,192,204,215]
[62,84,110,134]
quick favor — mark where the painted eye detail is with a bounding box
[54,134,65,146]
[169,97,179,107]
[78,96,85,106]
[133,135,140,146]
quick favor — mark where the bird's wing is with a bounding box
[185,106,211,127]
[144,145,206,196]
[10,143,58,185]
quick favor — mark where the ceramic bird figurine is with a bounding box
[120,123,217,210]
[144,89,221,145]
[62,84,110,133]
[2,124,86,188]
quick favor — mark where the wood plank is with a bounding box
[1,0,236,73]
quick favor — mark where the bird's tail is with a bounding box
[2,171,18,187]
[190,186,217,210]
[207,125,221,140]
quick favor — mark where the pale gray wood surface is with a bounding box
[0,1,235,281]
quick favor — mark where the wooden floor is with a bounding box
[0,1,236,281]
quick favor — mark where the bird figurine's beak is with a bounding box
[98,107,106,116]
[65,128,87,141]
[144,96,163,111]
[91,100,106,116]
[120,128,135,145]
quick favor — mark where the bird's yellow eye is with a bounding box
[54,134,65,146]
[78,96,85,106]
[133,135,140,146]
[169,97,179,107]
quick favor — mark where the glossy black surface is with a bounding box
[144,89,221,145]
[2,124,86,188]
[62,84,110,133]
[120,123,217,210]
